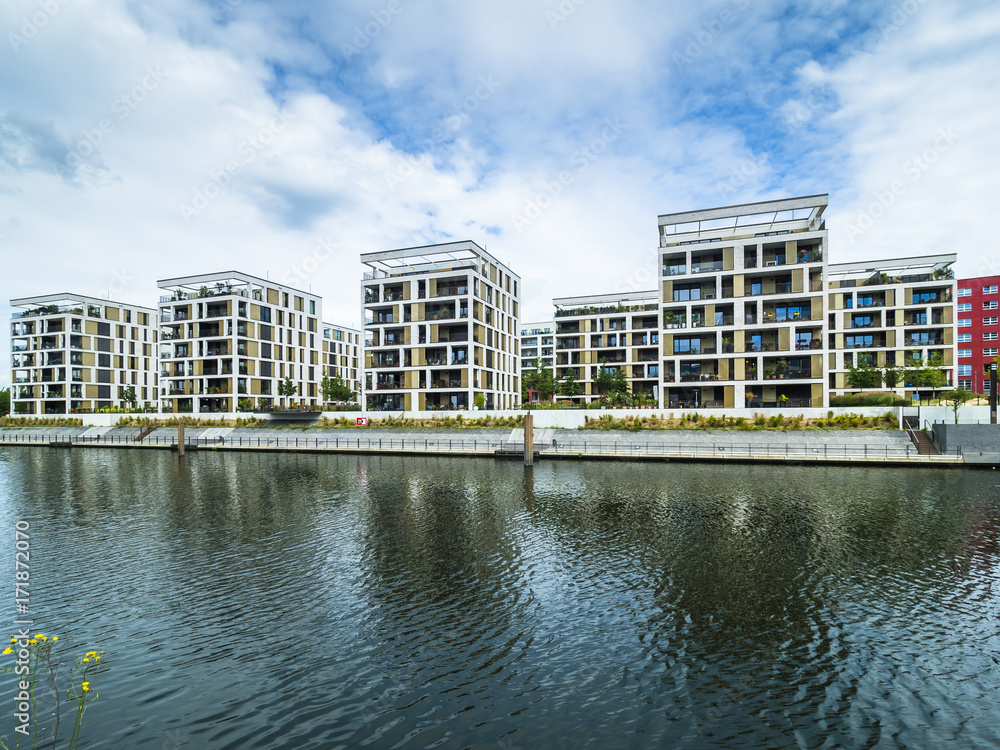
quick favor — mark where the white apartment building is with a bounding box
[519,320,555,373]
[10,293,159,415]
[157,272,323,414]
[658,196,829,409]
[362,241,521,411]
[322,322,361,403]
[552,292,660,404]
[827,255,957,398]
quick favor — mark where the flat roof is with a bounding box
[659,195,828,234]
[361,240,520,281]
[10,292,157,314]
[323,321,360,334]
[157,270,320,299]
[827,253,956,278]
[553,290,658,308]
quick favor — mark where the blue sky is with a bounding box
[2,0,1000,388]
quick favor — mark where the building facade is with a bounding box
[658,196,829,409]
[362,241,521,411]
[827,256,956,399]
[552,292,659,405]
[322,322,361,403]
[957,274,1000,394]
[519,320,555,374]
[10,293,158,414]
[157,272,323,413]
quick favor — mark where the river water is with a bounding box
[1,447,998,749]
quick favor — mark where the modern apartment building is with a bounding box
[519,320,555,373]
[157,272,323,414]
[322,322,361,402]
[362,241,521,411]
[658,196,829,409]
[828,256,956,398]
[957,274,1000,393]
[552,292,659,404]
[9,293,158,414]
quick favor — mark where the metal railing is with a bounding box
[0,432,966,462]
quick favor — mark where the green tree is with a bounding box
[558,369,581,398]
[523,358,555,402]
[846,358,881,390]
[118,386,137,409]
[942,388,973,424]
[278,377,298,403]
[0,387,9,416]
[882,365,903,390]
[907,352,947,401]
[594,360,615,398]
[610,365,631,406]
[320,369,355,403]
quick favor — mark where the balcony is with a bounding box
[691,261,724,274]
[795,339,822,351]
[434,286,469,298]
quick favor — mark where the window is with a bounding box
[958,319,972,327]
[985,348,999,357]
[985,300,999,310]
[958,349,972,358]
[958,365,972,376]
[984,285,998,294]
[985,332,999,341]
[845,335,874,348]
[958,303,972,312]
[958,287,972,297]
[958,379,972,391]
[985,317,999,326]
[958,333,972,343]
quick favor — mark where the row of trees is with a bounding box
[845,354,949,394]
[522,358,654,407]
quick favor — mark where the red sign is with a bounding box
[356,417,368,426]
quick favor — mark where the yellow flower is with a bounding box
[9,637,16,643]
[2,648,11,655]
[82,658,89,663]
[52,637,58,641]
[28,639,36,644]
[34,633,43,639]
[82,682,90,692]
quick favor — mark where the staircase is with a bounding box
[907,428,939,455]
[133,425,156,442]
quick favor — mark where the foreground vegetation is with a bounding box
[0,416,83,427]
[583,411,899,431]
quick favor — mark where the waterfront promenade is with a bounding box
[0,425,969,466]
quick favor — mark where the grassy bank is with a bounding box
[584,412,898,432]
[0,417,84,427]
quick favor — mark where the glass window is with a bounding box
[958,333,972,342]
[958,349,972,358]
[985,348,999,357]
[958,319,972,327]
[957,365,972,376]
[985,332,999,341]
[985,300,998,310]
[985,317,999,326]
[958,288,972,296]
[958,303,972,312]
[984,285,998,294]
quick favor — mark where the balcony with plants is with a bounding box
[762,303,812,323]
[762,357,813,380]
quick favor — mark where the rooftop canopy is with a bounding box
[156,270,318,299]
[553,290,658,309]
[659,195,828,238]
[10,292,156,314]
[827,253,956,281]
[361,240,519,280]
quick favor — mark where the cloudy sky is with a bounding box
[2,0,999,387]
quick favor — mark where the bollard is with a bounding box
[178,423,185,457]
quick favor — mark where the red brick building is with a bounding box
[957,275,1000,394]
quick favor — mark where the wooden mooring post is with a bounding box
[524,413,534,467]
[178,423,185,457]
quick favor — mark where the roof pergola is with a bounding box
[553,290,658,309]
[659,195,828,237]
[361,240,520,280]
[10,292,156,314]
[827,254,956,281]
